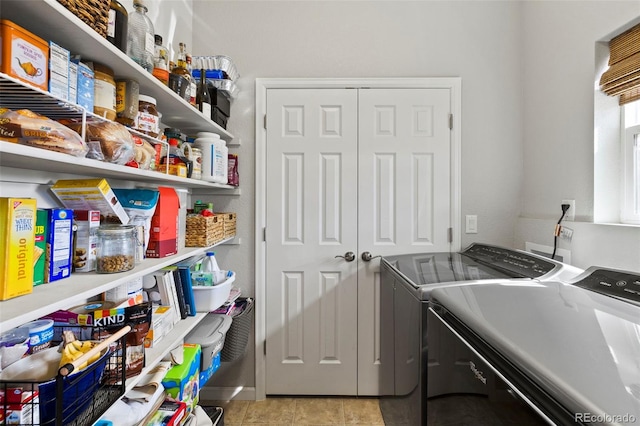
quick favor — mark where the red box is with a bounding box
[146,187,179,258]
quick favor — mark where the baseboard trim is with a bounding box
[200,386,257,402]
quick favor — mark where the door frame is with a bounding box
[255,78,462,400]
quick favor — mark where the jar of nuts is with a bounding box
[96,225,136,273]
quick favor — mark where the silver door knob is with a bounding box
[361,252,381,262]
[335,251,356,262]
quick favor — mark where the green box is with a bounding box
[33,209,49,286]
[162,343,201,415]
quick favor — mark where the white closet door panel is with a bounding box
[265,88,359,395]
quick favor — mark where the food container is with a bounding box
[0,20,49,91]
[116,78,139,127]
[191,271,235,312]
[135,95,160,139]
[96,225,136,273]
[185,313,231,387]
[0,326,30,369]
[24,319,54,354]
[168,73,190,102]
[93,62,117,120]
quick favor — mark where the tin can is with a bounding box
[189,147,203,180]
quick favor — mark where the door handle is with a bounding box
[335,251,356,262]
[361,251,381,262]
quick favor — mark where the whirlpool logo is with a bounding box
[469,361,487,385]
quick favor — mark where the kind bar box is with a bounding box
[0,198,36,300]
[51,178,129,224]
[73,210,100,272]
[33,209,49,286]
[45,208,73,283]
[146,187,179,258]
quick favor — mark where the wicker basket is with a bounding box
[185,214,224,247]
[218,212,237,239]
[57,0,110,38]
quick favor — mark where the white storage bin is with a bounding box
[192,272,235,312]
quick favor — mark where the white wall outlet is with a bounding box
[561,199,575,221]
[559,226,573,241]
[465,215,478,234]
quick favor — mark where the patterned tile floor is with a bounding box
[205,397,385,425]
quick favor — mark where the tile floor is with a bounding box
[206,397,385,425]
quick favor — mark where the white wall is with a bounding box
[189,0,640,394]
[518,1,640,271]
[191,0,525,393]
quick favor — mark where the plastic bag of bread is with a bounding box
[0,108,88,157]
[126,135,158,170]
[64,120,135,165]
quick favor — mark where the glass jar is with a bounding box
[135,94,160,138]
[96,225,136,273]
[116,78,139,127]
[93,62,117,120]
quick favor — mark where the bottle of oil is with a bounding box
[171,43,196,107]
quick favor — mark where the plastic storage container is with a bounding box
[185,313,232,387]
[193,132,227,184]
[191,272,235,312]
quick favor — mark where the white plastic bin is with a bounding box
[192,272,235,312]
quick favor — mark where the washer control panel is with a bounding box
[462,243,557,278]
[573,268,640,304]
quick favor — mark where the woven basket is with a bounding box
[218,212,237,239]
[57,0,110,38]
[185,214,224,247]
[221,298,254,362]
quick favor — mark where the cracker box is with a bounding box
[144,305,175,348]
[0,198,36,300]
[146,187,179,258]
[48,41,69,100]
[33,209,49,286]
[73,210,100,272]
[45,208,73,283]
[162,343,201,414]
[0,389,39,424]
[51,178,129,224]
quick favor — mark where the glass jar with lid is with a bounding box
[96,225,136,273]
[93,62,117,120]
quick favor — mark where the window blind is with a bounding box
[600,23,640,105]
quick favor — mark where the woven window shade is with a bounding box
[600,23,640,105]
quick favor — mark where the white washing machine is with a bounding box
[426,267,640,425]
[378,243,584,425]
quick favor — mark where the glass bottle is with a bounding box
[171,43,196,106]
[152,34,169,85]
[196,68,212,119]
[126,0,155,72]
[186,52,197,107]
[107,0,128,53]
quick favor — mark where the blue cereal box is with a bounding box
[75,61,94,112]
[162,343,201,415]
[45,208,73,283]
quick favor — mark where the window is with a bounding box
[622,101,640,224]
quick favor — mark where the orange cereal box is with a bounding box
[0,198,36,300]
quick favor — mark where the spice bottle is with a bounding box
[152,34,169,85]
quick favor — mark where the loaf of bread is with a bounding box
[0,108,89,157]
[63,119,135,165]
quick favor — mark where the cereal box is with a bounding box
[33,209,49,286]
[50,178,129,224]
[73,210,100,272]
[0,198,36,300]
[44,208,73,283]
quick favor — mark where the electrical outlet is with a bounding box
[465,215,478,234]
[561,199,575,221]
[559,226,573,241]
